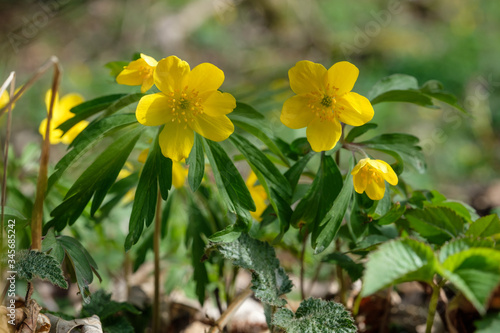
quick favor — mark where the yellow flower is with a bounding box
[0,86,22,111]
[136,56,236,162]
[245,171,268,221]
[280,60,374,152]
[39,90,88,145]
[172,160,188,189]
[116,53,158,93]
[351,158,398,201]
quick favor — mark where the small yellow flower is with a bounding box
[246,171,268,221]
[351,158,398,201]
[0,86,22,111]
[172,160,188,189]
[39,90,88,145]
[136,55,236,162]
[280,60,374,152]
[116,53,158,93]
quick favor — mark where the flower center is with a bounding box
[307,84,343,122]
[139,66,153,79]
[165,86,204,128]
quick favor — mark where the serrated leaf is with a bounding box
[47,126,142,232]
[438,237,495,263]
[186,133,205,192]
[376,202,406,225]
[202,138,254,221]
[405,206,466,245]
[81,289,140,319]
[48,114,139,191]
[125,132,172,250]
[439,248,500,314]
[361,238,437,297]
[322,252,364,282]
[209,233,293,306]
[359,133,426,173]
[272,298,357,333]
[312,170,353,254]
[16,250,68,289]
[466,214,500,238]
[344,123,378,143]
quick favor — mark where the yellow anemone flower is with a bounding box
[116,53,158,93]
[39,90,88,145]
[136,55,236,162]
[280,60,374,152]
[351,158,398,201]
[245,171,268,221]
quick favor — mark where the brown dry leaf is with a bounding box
[45,314,102,333]
[36,314,50,333]
[19,300,42,333]
[0,306,15,333]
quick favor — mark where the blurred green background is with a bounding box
[1,0,499,213]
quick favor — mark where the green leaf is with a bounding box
[230,133,291,200]
[344,123,378,143]
[105,61,129,78]
[186,133,205,192]
[439,237,495,263]
[368,74,466,113]
[475,313,500,333]
[284,151,314,193]
[125,133,172,250]
[209,233,293,306]
[439,248,500,314]
[2,206,27,222]
[322,252,364,282]
[202,138,254,220]
[272,298,357,333]
[376,202,406,225]
[16,250,68,289]
[359,133,426,173]
[208,219,247,243]
[466,214,500,238]
[361,238,437,297]
[47,126,142,232]
[405,206,466,245]
[48,114,139,191]
[81,289,140,319]
[58,93,140,133]
[291,155,342,232]
[232,120,289,166]
[228,102,265,121]
[312,171,353,254]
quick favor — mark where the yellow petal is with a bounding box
[201,91,236,117]
[116,68,144,86]
[138,148,149,164]
[280,95,316,129]
[250,185,268,221]
[336,92,374,126]
[351,158,369,175]
[327,61,359,96]
[191,113,234,142]
[45,90,60,116]
[365,176,386,200]
[246,171,259,188]
[368,159,398,185]
[353,171,368,194]
[186,62,225,95]
[136,93,173,126]
[288,60,327,95]
[0,91,8,109]
[140,53,158,67]
[306,118,342,152]
[141,75,155,93]
[172,162,188,189]
[154,56,190,93]
[58,93,84,120]
[39,118,63,144]
[158,122,194,162]
[61,120,89,145]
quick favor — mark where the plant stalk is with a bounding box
[208,285,253,333]
[31,58,61,251]
[425,280,445,333]
[152,190,162,332]
[300,228,308,300]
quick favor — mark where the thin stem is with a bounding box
[335,239,346,305]
[31,57,61,251]
[300,229,308,300]
[208,285,253,333]
[1,72,15,242]
[152,190,162,333]
[343,142,369,159]
[425,280,446,333]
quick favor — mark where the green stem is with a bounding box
[152,190,162,332]
[335,239,346,305]
[425,280,445,333]
[300,229,308,300]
